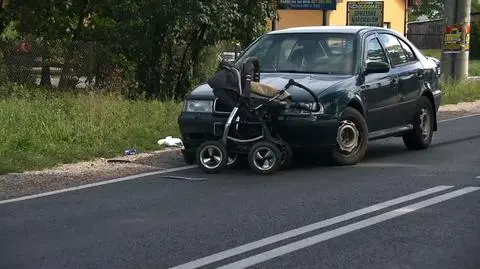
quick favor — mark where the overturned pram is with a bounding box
[195,57,321,175]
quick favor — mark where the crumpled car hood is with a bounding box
[187,72,352,102]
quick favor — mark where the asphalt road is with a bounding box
[1,114,480,269]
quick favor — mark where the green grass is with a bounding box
[441,79,480,104]
[421,49,480,76]
[0,85,182,174]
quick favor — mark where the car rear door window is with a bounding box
[366,37,388,63]
[397,38,417,62]
[379,33,408,66]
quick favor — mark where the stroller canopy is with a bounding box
[207,64,292,108]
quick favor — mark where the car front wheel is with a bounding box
[330,107,369,165]
[402,96,434,150]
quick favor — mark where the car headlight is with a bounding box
[286,102,324,115]
[183,99,214,113]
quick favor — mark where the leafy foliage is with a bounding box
[408,0,444,21]
[1,0,277,99]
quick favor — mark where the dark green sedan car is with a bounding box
[178,26,442,166]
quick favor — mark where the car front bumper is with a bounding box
[178,112,339,155]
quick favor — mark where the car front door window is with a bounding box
[366,38,388,64]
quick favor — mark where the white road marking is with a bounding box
[168,185,454,269]
[0,165,197,205]
[217,186,480,269]
[438,113,480,123]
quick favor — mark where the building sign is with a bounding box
[346,1,384,27]
[278,0,337,10]
[443,24,471,53]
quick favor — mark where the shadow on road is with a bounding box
[222,133,480,174]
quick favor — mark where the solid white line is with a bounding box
[218,186,480,269]
[0,165,197,205]
[438,113,480,123]
[168,185,454,269]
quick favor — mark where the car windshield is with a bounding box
[235,32,357,75]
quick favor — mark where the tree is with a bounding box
[408,0,444,21]
[3,0,277,98]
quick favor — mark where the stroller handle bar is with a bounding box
[284,79,321,113]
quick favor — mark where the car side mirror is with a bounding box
[364,61,390,74]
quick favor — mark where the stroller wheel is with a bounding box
[196,141,228,174]
[279,143,293,170]
[248,142,282,175]
[226,153,241,169]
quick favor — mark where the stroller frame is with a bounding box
[196,58,321,175]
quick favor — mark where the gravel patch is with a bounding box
[2,100,480,201]
[439,100,480,113]
[0,148,187,200]
[437,100,480,121]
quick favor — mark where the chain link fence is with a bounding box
[0,38,123,89]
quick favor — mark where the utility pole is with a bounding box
[441,0,471,80]
[454,0,471,79]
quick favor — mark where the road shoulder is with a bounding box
[1,100,480,201]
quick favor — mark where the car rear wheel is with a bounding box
[402,96,434,150]
[330,107,368,165]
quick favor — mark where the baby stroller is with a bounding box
[195,57,321,175]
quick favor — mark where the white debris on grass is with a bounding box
[158,136,184,148]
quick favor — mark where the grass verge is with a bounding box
[421,49,480,77]
[441,79,480,104]
[0,85,182,174]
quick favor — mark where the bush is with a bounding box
[470,23,480,60]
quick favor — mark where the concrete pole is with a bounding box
[453,0,471,80]
[440,0,456,80]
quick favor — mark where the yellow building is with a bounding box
[269,0,408,35]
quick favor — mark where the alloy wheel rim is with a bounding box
[200,146,223,169]
[336,120,360,154]
[253,147,277,171]
[419,108,431,139]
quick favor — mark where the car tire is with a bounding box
[196,141,228,174]
[330,107,368,166]
[402,96,434,150]
[248,141,282,175]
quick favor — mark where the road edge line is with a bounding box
[438,113,480,123]
[0,165,197,205]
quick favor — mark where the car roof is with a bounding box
[267,25,388,35]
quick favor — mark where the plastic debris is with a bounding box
[157,136,184,148]
[161,176,207,181]
[124,149,138,155]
